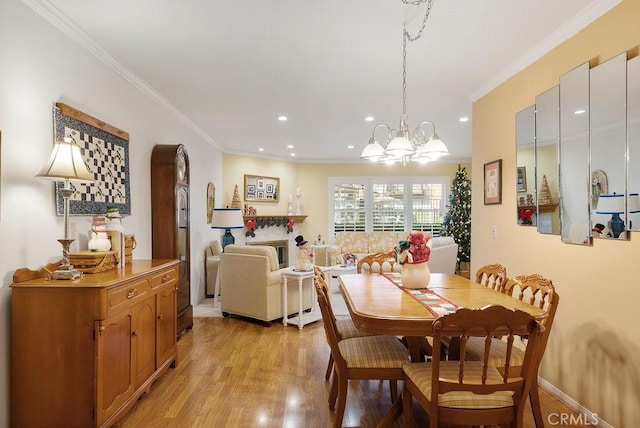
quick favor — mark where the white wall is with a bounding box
[0,1,223,425]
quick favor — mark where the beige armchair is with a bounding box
[205,240,223,297]
[220,245,313,325]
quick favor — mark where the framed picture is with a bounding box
[206,182,215,224]
[517,166,527,192]
[53,103,131,216]
[245,174,279,202]
[484,159,502,205]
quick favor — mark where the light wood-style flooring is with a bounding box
[114,317,585,427]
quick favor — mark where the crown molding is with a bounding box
[21,0,223,151]
[470,0,622,102]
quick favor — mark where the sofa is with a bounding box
[205,240,223,297]
[219,244,313,324]
[328,232,459,274]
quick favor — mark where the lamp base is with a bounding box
[52,238,82,279]
[221,229,236,248]
[609,213,625,238]
[50,266,83,280]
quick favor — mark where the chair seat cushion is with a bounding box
[336,318,373,340]
[339,335,409,369]
[404,361,514,409]
[464,337,525,368]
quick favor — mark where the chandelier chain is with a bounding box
[401,0,433,119]
[403,0,433,42]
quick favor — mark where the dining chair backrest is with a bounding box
[510,274,560,354]
[313,265,326,282]
[313,266,337,321]
[407,305,542,427]
[436,305,541,382]
[475,263,508,292]
[314,278,348,365]
[357,252,396,273]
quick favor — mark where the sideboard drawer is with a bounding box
[149,267,178,289]
[107,279,152,313]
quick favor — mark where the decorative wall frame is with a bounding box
[207,182,215,224]
[484,159,502,205]
[517,166,527,192]
[53,103,130,216]
[244,174,279,202]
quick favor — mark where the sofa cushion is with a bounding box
[367,231,398,254]
[431,236,455,248]
[335,232,369,253]
[224,244,280,271]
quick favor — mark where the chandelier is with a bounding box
[360,0,449,165]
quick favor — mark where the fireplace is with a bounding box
[248,240,289,269]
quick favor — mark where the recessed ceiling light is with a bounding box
[290,153,296,157]
[365,116,374,122]
[459,116,469,122]
[278,115,288,121]
[347,145,354,149]
[287,144,294,149]
[574,109,586,115]
[258,148,264,152]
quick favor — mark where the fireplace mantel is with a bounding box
[242,215,307,223]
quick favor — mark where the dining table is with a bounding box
[338,271,547,426]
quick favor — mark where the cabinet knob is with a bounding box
[162,274,170,283]
[132,330,138,337]
[158,313,164,320]
[127,289,137,299]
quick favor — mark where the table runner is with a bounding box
[382,273,458,317]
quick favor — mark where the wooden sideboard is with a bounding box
[10,259,179,428]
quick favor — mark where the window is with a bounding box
[329,177,449,236]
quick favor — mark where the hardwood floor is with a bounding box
[115,317,586,427]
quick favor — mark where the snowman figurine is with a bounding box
[88,216,111,251]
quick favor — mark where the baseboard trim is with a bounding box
[538,377,613,428]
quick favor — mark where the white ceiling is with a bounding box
[30,0,618,163]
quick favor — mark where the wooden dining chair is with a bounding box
[356,252,396,273]
[475,263,509,292]
[312,267,377,380]
[314,279,409,428]
[402,305,542,428]
[463,274,560,428]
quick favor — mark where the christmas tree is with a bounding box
[441,165,471,269]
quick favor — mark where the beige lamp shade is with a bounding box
[36,137,94,182]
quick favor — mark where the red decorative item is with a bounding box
[288,218,295,232]
[519,209,533,224]
[245,219,257,237]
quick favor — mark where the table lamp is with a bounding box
[628,193,640,229]
[36,136,95,279]
[211,208,244,248]
[595,193,625,238]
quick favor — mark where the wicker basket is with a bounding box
[124,234,136,264]
[69,251,118,273]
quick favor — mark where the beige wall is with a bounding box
[223,153,469,242]
[472,1,639,425]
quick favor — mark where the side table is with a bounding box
[329,264,357,291]
[282,266,323,329]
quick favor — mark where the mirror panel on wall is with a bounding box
[628,56,640,231]
[590,52,628,239]
[559,62,591,245]
[535,86,560,234]
[515,106,536,226]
